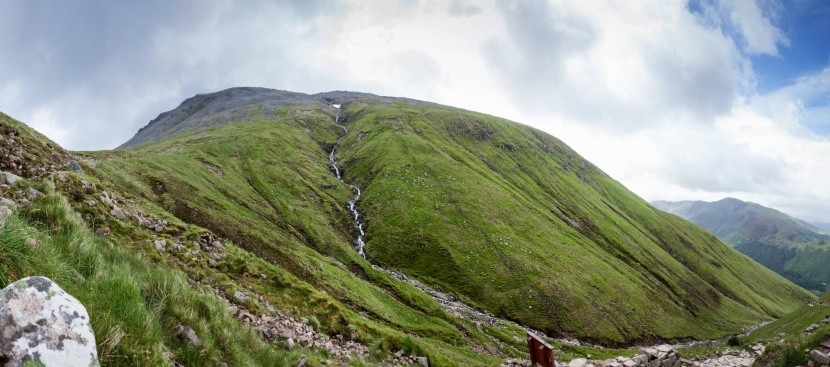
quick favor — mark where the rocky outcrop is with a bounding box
[1,115,70,177]
[0,276,99,367]
[807,339,830,367]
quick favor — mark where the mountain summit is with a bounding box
[119,87,409,148]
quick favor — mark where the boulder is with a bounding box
[173,325,202,347]
[111,207,127,219]
[0,276,99,367]
[1,171,23,185]
[25,187,43,200]
[154,240,166,251]
[811,350,830,366]
[570,358,588,367]
[234,291,247,303]
[66,160,84,174]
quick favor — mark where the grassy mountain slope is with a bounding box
[4,112,528,366]
[1,112,70,176]
[90,92,812,346]
[1,183,300,366]
[747,293,830,367]
[653,198,830,294]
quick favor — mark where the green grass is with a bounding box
[80,100,813,347]
[336,101,813,343]
[0,182,300,366]
[654,198,830,294]
[1,94,817,366]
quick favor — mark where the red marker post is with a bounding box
[527,332,556,367]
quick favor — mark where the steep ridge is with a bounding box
[99,88,813,346]
[653,198,830,294]
[1,112,71,177]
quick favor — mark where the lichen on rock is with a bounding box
[0,276,99,367]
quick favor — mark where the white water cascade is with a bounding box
[328,104,367,258]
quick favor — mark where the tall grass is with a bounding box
[1,183,298,366]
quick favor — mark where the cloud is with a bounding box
[719,0,789,56]
[0,0,345,150]
[448,0,482,17]
[483,1,742,131]
[1,0,829,222]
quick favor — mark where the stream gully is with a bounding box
[328,104,367,258]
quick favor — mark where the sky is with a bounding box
[1,0,829,222]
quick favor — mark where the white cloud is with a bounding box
[719,0,789,56]
[1,0,828,222]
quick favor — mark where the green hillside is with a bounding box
[87,94,810,345]
[0,90,816,366]
[653,198,830,294]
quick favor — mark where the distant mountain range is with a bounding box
[813,222,830,233]
[653,198,830,294]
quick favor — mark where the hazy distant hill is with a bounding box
[813,222,830,233]
[653,198,830,294]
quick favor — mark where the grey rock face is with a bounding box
[0,276,99,367]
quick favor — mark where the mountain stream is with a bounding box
[328,104,366,258]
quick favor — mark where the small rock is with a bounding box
[26,187,44,200]
[154,239,166,251]
[25,237,42,249]
[66,160,84,174]
[297,355,307,367]
[111,207,126,219]
[806,324,820,333]
[85,200,97,206]
[0,183,9,192]
[570,358,588,367]
[173,325,202,347]
[285,338,296,350]
[0,206,12,228]
[95,227,110,237]
[415,356,429,367]
[234,291,247,303]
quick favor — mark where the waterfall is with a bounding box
[329,104,367,258]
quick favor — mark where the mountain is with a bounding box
[106,87,812,341]
[0,89,816,366]
[813,222,830,233]
[652,198,830,294]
